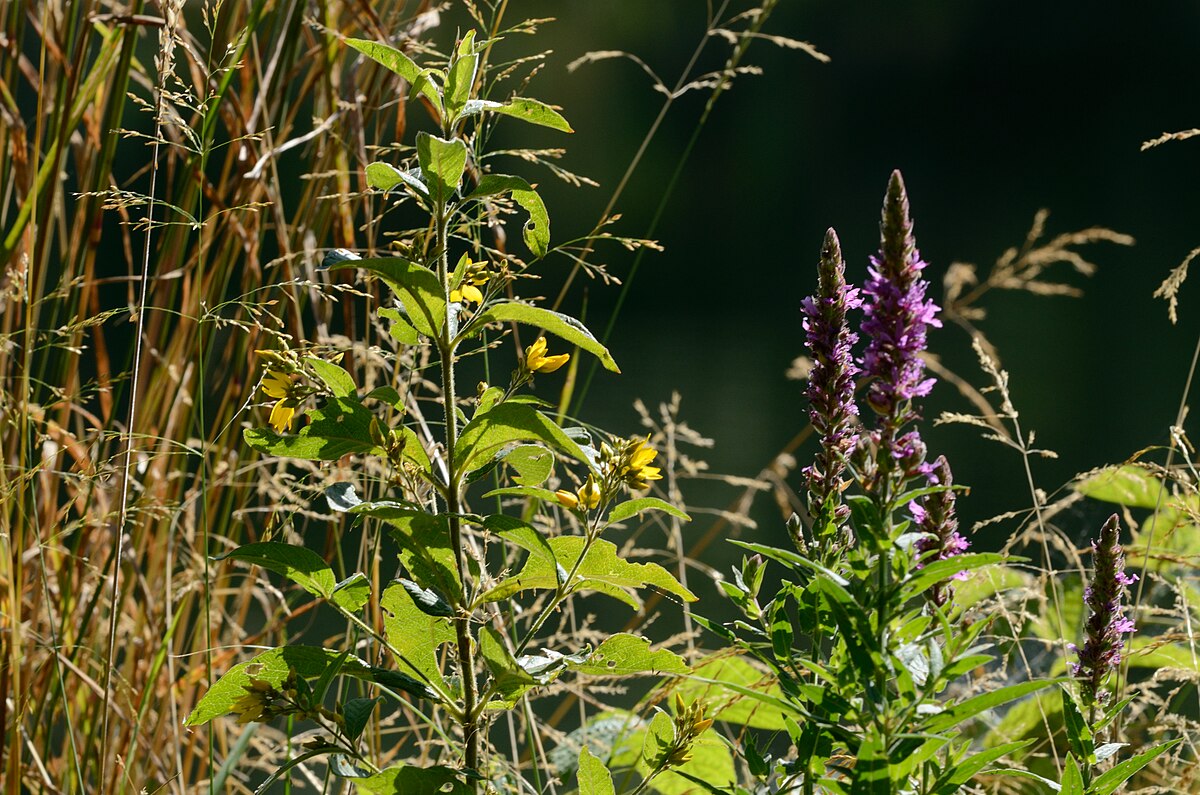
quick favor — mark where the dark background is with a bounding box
[469,1,1200,550]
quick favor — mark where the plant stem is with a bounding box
[436,200,481,779]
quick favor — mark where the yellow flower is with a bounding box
[555,490,579,509]
[578,475,602,510]
[524,336,570,374]
[450,258,489,305]
[622,437,663,490]
[261,370,299,433]
[450,282,484,305]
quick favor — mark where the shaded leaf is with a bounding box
[324,255,445,340]
[216,542,334,599]
[352,765,470,795]
[331,573,371,613]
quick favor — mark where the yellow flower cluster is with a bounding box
[618,437,663,490]
[450,257,490,305]
[662,693,713,768]
[555,436,664,514]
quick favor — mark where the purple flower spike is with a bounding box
[802,228,862,541]
[1071,514,1138,708]
[912,456,969,607]
[861,171,941,478]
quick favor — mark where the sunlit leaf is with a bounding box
[464,301,617,371]
[416,132,467,204]
[465,175,550,257]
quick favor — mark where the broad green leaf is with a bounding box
[465,175,550,257]
[364,508,461,598]
[642,710,676,768]
[352,765,470,795]
[479,625,536,696]
[325,255,445,340]
[344,38,442,112]
[578,746,615,795]
[654,733,735,795]
[483,514,563,583]
[1126,637,1200,671]
[364,386,402,407]
[462,97,573,132]
[504,444,555,486]
[1074,465,1163,508]
[380,581,455,686]
[377,306,422,345]
[217,542,335,599]
[331,573,371,613]
[608,498,689,524]
[1089,739,1181,795]
[396,577,455,617]
[480,536,696,605]
[456,402,589,474]
[572,633,688,676]
[416,132,467,204]
[922,678,1062,733]
[464,301,618,371]
[481,485,562,503]
[305,357,356,398]
[244,397,377,461]
[365,162,429,199]
[185,646,370,726]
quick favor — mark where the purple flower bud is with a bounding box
[860,171,941,483]
[912,456,968,607]
[802,229,862,541]
[1071,514,1138,707]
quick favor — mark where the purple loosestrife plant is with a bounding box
[911,455,970,607]
[860,170,942,496]
[801,228,862,551]
[1071,514,1138,709]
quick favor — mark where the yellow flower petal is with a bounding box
[535,352,569,373]
[555,490,579,509]
[269,400,296,433]
[462,284,484,304]
[261,370,291,399]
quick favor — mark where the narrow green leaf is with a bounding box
[849,728,890,795]
[900,553,1008,601]
[607,497,689,524]
[1060,755,1084,795]
[462,97,573,132]
[922,678,1063,733]
[464,301,617,371]
[1089,739,1181,795]
[1060,687,1094,765]
[217,542,335,599]
[344,38,442,112]
[480,485,561,503]
[465,174,549,257]
[578,746,615,795]
[444,50,479,120]
[416,132,467,204]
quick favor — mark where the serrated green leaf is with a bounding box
[465,174,549,257]
[572,633,688,676]
[380,581,455,687]
[607,498,689,524]
[344,38,442,113]
[244,397,377,461]
[352,765,470,795]
[217,542,335,599]
[464,301,617,371]
[305,357,356,398]
[185,646,371,726]
[578,746,615,795]
[479,536,696,605]
[416,132,467,204]
[326,255,445,340]
[332,573,371,613]
[456,402,589,474]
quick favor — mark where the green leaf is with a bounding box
[850,729,891,795]
[1060,755,1084,795]
[456,402,589,474]
[444,45,478,120]
[377,306,423,345]
[1089,739,1181,795]
[480,485,562,503]
[352,765,470,795]
[464,301,617,371]
[676,655,788,730]
[462,97,573,132]
[480,536,696,606]
[643,710,676,767]
[216,542,335,599]
[185,646,371,726]
[483,514,565,584]
[344,38,442,113]
[380,581,455,687]
[325,255,446,340]
[365,162,429,199]
[930,741,1034,794]
[607,497,689,524]
[577,746,615,795]
[465,175,549,257]
[1060,687,1094,765]
[332,573,371,613]
[503,444,555,486]
[244,397,378,461]
[397,577,455,617]
[342,697,380,742]
[479,625,536,697]
[1074,464,1164,509]
[572,633,689,676]
[305,357,356,398]
[416,132,467,204]
[363,508,461,599]
[654,734,736,795]
[899,553,1009,601]
[922,678,1063,733]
